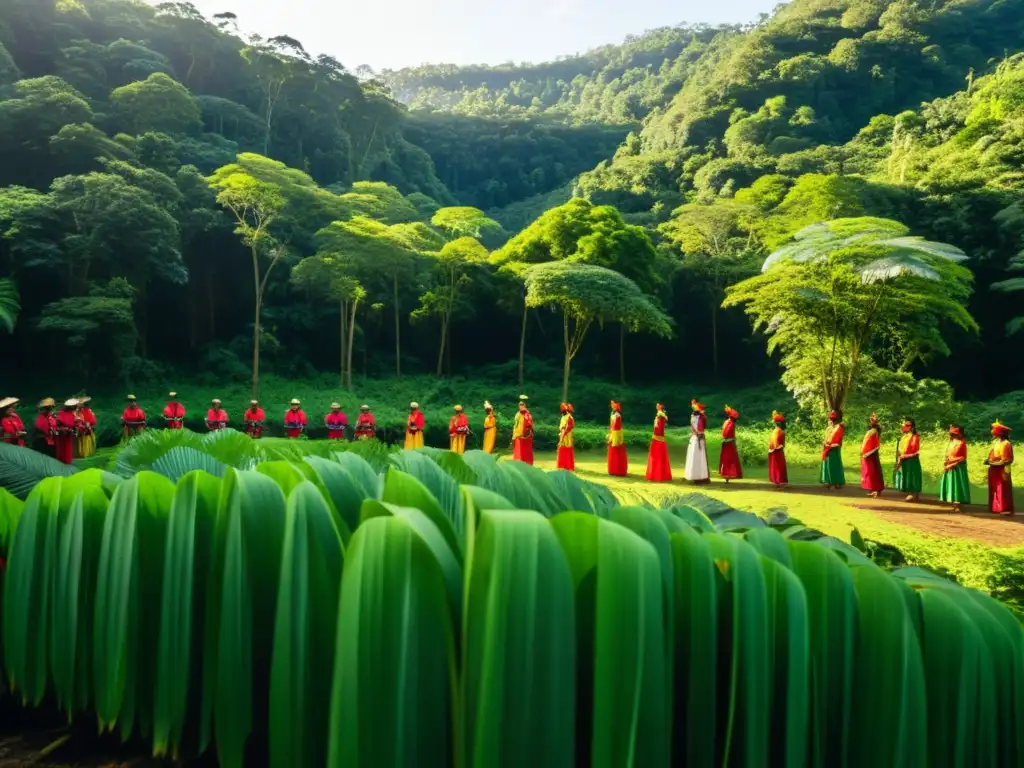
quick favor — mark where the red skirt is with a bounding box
[557,446,575,471]
[861,454,884,492]
[719,441,742,479]
[514,438,534,465]
[768,450,788,485]
[286,429,303,439]
[989,466,1014,514]
[607,444,628,477]
[646,440,672,482]
[55,435,75,465]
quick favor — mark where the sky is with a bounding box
[176,0,778,72]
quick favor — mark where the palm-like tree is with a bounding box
[0,279,20,333]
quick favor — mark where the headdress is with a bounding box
[126,394,136,401]
[410,402,419,409]
[772,410,785,423]
[454,404,463,412]
[560,403,568,413]
[691,399,705,412]
[168,391,177,398]
[992,419,1012,437]
[0,397,18,409]
[290,399,301,406]
[251,399,259,405]
[724,405,739,419]
[869,413,880,426]
[610,400,622,412]
[212,398,222,404]
[64,398,78,408]
[518,394,529,402]
[360,404,370,410]
[39,398,55,408]
[566,403,574,413]
[829,410,839,421]
[79,396,91,404]
[949,424,963,437]
[331,402,341,409]
[484,401,493,411]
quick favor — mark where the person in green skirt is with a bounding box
[820,410,846,489]
[894,417,923,502]
[940,424,971,512]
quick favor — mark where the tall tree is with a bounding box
[524,262,672,399]
[724,217,977,413]
[209,168,285,398]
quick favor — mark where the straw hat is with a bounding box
[0,397,18,409]
[64,398,79,408]
[518,394,529,402]
[79,396,91,404]
[410,402,419,409]
[360,404,370,410]
[454,404,463,412]
[39,398,55,408]
[251,399,259,405]
[330,402,341,409]
[168,391,177,398]
[290,399,301,406]
[126,394,137,401]
[212,398,222,404]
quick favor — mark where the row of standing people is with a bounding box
[0,397,97,464]
[824,411,1014,515]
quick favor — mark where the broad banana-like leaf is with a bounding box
[151,447,229,482]
[381,469,462,559]
[388,451,466,541]
[0,443,78,499]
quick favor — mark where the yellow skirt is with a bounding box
[450,433,466,454]
[482,428,496,454]
[76,432,96,458]
[404,431,425,450]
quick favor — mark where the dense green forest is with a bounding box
[2,0,1024,412]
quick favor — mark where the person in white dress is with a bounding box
[684,399,710,484]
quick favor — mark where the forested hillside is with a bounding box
[3,0,1024,408]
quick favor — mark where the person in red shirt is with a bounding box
[0,398,26,446]
[718,405,743,482]
[284,399,307,439]
[243,400,266,439]
[122,395,147,439]
[404,402,426,449]
[512,395,533,464]
[646,403,671,482]
[75,396,97,457]
[768,411,788,488]
[354,404,376,440]
[448,405,469,454]
[325,402,348,440]
[205,398,228,431]
[860,413,885,498]
[985,420,1014,515]
[54,399,79,465]
[557,403,575,471]
[607,400,628,477]
[163,392,185,429]
[34,398,57,457]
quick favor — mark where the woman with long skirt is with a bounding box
[820,410,845,490]
[768,411,788,488]
[684,399,710,484]
[75,396,96,458]
[646,403,672,482]
[557,403,575,471]
[985,420,1014,515]
[718,405,742,482]
[607,400,628,477]
[940,424,970,512]
[894,418,922,502]
[860,413,884,498]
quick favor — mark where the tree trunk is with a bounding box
[251,248,261,400]
[619,325,626,386]
[342,296,350,387]
[562,314,571,402]
[346,298,359,390]
[393,273,401,378]
[711,304,719,380]
[518,299,528,387]
[436,315,447,377]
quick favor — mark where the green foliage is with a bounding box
[2,446,1019,766]
[0,278,20,333]
[109,72,202,136]
[725,218,977,413]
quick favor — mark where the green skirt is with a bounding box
[939,463,971,504]
[820,449,845,486]
[894,456,923,493]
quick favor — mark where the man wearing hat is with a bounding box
[985,420,1014,515]
[205,399,228,432]
[34,398,57,456]
[405,402,425,449]
[243,399,266,439]
[0,398,26,446]
[449,405,469,454]
[325,402,349,440]
[122,395,147,439]
[54,399,79,464]
[481,401,496,454]
[354,405,376,440]
[284,399,307,439]
[511,395,533,465]
[75,397,96,458]
[163,392,185,430]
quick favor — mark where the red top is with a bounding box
[244,408,266,422]
[206,408,228,429]
[610,412,623,432]
[8,413,24,433]
[449,413,469,434]
[692,412,706,435]
[355,413,376,433]
[861,429,880,458]
[407,411,425,433]
[123,405,146,425]
[769,426,785,451]
[826,424,844,447]
[653,413,667,438]
[55,410,77,435]
[722,418,736,441]
[945,438,967,465]
[2,415,22,444]
[284,409,308,428]
[163,402,185,421]
[78,408,96,432]
[35,413,56,444]
[325,412,348,436]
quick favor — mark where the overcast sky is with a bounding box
[171,0,779,71]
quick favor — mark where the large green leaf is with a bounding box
[328,516,454,767]
[462,510,576,768]
[381,469,462,560]
[151,447,229,482]
[0,442,79,499]
[388,451,466,542]
[111,429,204,477]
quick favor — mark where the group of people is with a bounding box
[1,390,1013,515]
[0,396,97,463]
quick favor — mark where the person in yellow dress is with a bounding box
[448,405,469,454]
[481,401,497,454]
[405,402,425,449]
